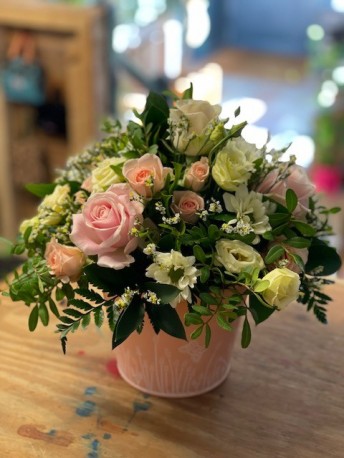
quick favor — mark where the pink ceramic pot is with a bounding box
[115,302,240,398]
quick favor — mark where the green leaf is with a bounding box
[149,304,187,340]
[241,317,251,349]
[205,323,211,348]
[265,245,285,264]
[74,288,104,305]
[286,237,311,249]
[94,308,104,328]
[38,303,49,326]
[208,224,220,241]
[55,287,65,302]
[249,294,275,324]
[143,282,180,304]
[182,83,193,99]
[63,308,82,319]
[286,188,298,213]
[25,183,56,198]
[234,106,241,117]
[199,292,217,305]
[292,220,316,237]
[269,213,290,227]
[216,312,232,331]
[81,313,91,329]
[68,299,93,312]
[305,239,342,276]
[253,280,270,293]
[28,305,39,332]
[190,325,203,340]
[193,245,206,263]
[200,266,210,283]
[191,305,212,316]
[184,312,203,326]
[49,298,60,318]
[113,295,145,348]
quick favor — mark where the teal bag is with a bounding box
[2,57,45,106]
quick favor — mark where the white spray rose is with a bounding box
[168,99,224,156]
[212,137,260,191]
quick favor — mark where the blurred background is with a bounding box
[1,0,344,274]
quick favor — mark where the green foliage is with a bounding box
[113,295,145,348]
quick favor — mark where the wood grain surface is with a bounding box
[0,281,343,458]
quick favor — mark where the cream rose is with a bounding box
[123,153,172,198]
[215,239,264,274]
[91,157,125,192]
[212,138,260,191]
[171,190,204,223]
[45,238,86,283]
[256,165,316,218]
[262,268,300,310]
[169,99,223,156]
[184,157,210,191]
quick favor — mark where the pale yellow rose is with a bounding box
[215,239,264,274]
[212,138,260,191]
[40,185,71,213]
[91,157,125,192]
[19,216,39,235]
[169,99,223,156]
[262,268,300,310]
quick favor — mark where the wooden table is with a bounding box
[0,281,343,458]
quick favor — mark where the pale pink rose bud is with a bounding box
[172,190,204,223]
[45,238,86,283]
[70,183,144,270]
[256,165,315,219]
[81,176,93,193]
[122,153,172,198]
[184,157,210,192]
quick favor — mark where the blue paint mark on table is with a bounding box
[84,386,97,396]
[75,400,96,417]
[47,429,56,437]
[133,400,152,413]
[103,433,112,440]
[87,439,100,458]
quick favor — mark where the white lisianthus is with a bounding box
[91,157,125,192]
[262,268,300,310]
[215,239,264,274]
[223,185,271,235]
[146,250,199,307]
[212,137,260,191]
[168,99,224,156]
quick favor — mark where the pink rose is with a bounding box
[122,153,172,198]
[257,165,315,218]
[45,238,86,283]
[81,176,93,193]
[172,190,204,223]
[70,183,144,269]
[184,157,210,192]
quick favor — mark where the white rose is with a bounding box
[91,157,125,192]
[262,268,300,310]
[212,137,260,191]
[168,99,223,156]
[215,239,264,274]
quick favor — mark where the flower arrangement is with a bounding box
[3,84,342,352]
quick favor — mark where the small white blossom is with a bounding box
[208,199,223,213]
[143,243,156,256]
[162,213,181,225]
[155,201,166,215]
[199,210,209,221]
[143,290,161,304]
